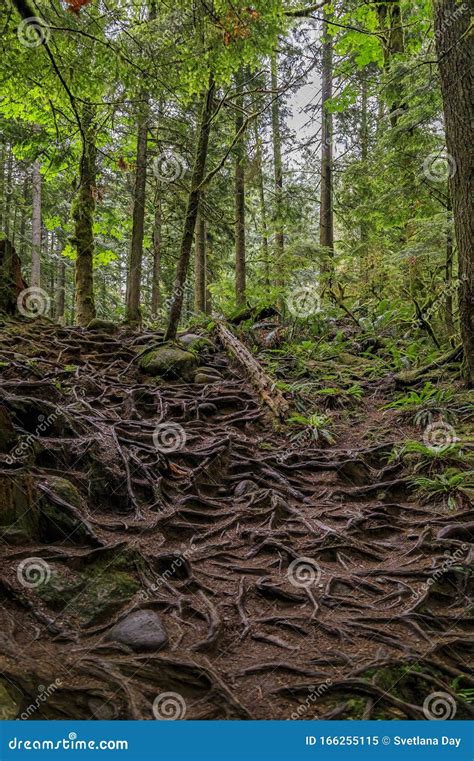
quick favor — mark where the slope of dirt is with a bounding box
[0,318,472,721]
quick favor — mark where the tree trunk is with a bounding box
[56,234,66,324]
[165,78,215,342]
[376,0,405,124]
[126,92,149,324]
[18,174,28,259]
[0,239,27,314]
[72,105,97,326]
[0,142,5,233]
[194,212,206,312]
[151,181,162,319]
[31,159,42,288]
[4,147,12,240]
[235,71,246,307]
[254,121,270,288]
[444,195,455,338]
[319,10,334,283]
[205,226,213,315]
[434,0,473,385]
[271,54,285,278]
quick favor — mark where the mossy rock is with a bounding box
[139,343,197,381]
[38,563,139,625]
[87,318,118,333]
[0,405,16,454]
[178,333,215,354]
[38,476,93,544]
[0,475,39,544]
[0,680,21,720]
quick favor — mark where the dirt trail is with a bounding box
[0,320,472,721]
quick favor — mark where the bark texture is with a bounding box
[319,11,334,281]
[235,71,246,307]
[126,93,149,324]
[165,79,215,342]
[434,0,473,385]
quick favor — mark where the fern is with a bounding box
[389,441,470,474]
[410,468,474,509]
[384,382,455,426]
[288,412,335,445]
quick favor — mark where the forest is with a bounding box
[0,0,473,726]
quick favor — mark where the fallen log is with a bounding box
[215,322,290,420]
[394,344,463,386]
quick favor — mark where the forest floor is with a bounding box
[0,316,473,721]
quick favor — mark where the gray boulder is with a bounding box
[107,609,168,651]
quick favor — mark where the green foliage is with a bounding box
[288,412,335,445]
[389,441,470,474]
[384,383,455,426]
[409,469,474,509]
[313,384,363,409]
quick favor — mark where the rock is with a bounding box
[0,475,39,544]
[87,318,118,333]
[139,344,197,381]
[0,680,20,720]
[195,372,221,385]
[194,365,222,384]
[38,476,95,544]
[107,609,168,652]
[38,566,139,625]
[0,405,16,454]
[178,333,215,353]
[197,366,222,377]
